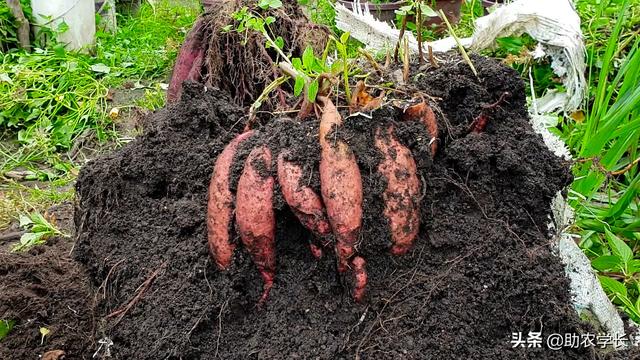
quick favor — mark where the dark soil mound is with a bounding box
[65,55,627,360]
[0,236,94,359]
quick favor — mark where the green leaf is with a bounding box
[311,58,325,73]
[302,46,315,71]
[340,32,350,44]
[294,76,305,97]
[0,320,15,341]
[307,78,319,102]
[628,259,640,275]
[292,57,303,71]
[18,215,33,228]
[331,60,343,75]
[57,21,70,34]
[420,5,438,17]
[258,0,282,10]
[599,275,627,298]
[265,16,275,25]
[274,36,284,50]
[90,63,111,74]
[592,255,622,272]
[606,229,633,265]
[12,232,47,252]
[395,5,413,15]
[0,73,12,84]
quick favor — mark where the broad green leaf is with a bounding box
[307,79,319,103]
[13,232,47,252]
[258,0,282,9]
[294,76,304,97]
[605,229,633,266]
[599,275,627,298]
[395,5,413,15]
[292,57,303,71]
[90,63,110,74]
[274,36,284,50]
[0,73,12,84]
[19,215,33,228]
[311,58,325,73]
[0,320,15,341]
[420,5,438,17]
[628,259,640,275]
[591,255,622,272]
[302,46,314,71]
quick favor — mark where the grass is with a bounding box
[566,0,640,322]
[0,0,199,234]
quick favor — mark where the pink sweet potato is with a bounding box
[235,145,276,304]
[403,101,439,157]
[317,96,363,272]
[277,152,331,236]
[375,126,421,255]
[167,18,206,103]
[207,130,254,270]
[351,256,367,302]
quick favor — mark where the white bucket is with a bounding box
[30,0,96,51]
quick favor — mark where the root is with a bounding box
[198,0,329,113]
[469,91,511,133]
[106,261,167,326]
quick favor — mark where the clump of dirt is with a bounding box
[56,55,634,360]
[0,237,94,359]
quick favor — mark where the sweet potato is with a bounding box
[351,256,367,302]
[317,96,363,272]
[403,101,439,157]
[375,126,421,255]
[277,152,331,236]
[207,130,255,270]
[236,145,276,304]
[167,18,206,103]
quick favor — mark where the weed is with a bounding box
[12,211,68,252]
[0,320,15,341]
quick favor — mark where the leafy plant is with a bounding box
[12,211,67,251]
[563,0,640,322]
[0,320,15,342]
[136,83,168,111]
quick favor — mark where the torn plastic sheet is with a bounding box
[335,0,586,113]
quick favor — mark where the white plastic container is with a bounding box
[30,0,96,51]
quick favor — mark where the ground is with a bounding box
[2,55,638,359]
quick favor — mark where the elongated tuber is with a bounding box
[317,96,363,272]
[236,145,276,304]
[207,130,254,270]
[375,126,421,255]
[277,152,331,236]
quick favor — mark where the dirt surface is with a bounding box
[2,55,639,359]
[0,236,94,359]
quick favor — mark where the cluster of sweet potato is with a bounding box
[206,87,438,304]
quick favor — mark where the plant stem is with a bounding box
[439,9,477,77]
[416,1,424,65]
[394,16,408,63]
